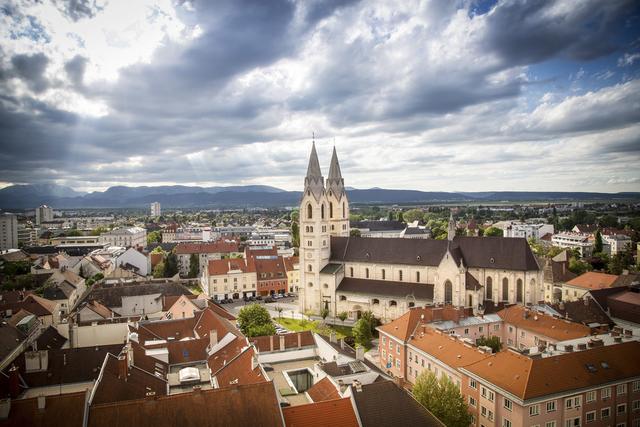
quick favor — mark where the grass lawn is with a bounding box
[276,317,353,340]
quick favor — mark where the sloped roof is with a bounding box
[282,398,359,427]
[214,347,265,388]
[352,380,444,427]
[88,381,284,427]
[549,299,613,327]
[330,236,539,271]
[566,272,619,290]
[408,328,490,369]
[174,241,239,255]
[83,281,192,308]
[306,377,340,402]
[463,341,640,401]
[0,391,86,427]
[336,277,434,301]
[207,258,254,275]
[497,305,590,342]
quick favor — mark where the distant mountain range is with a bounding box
[0,184,638,209]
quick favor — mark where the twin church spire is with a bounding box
[304,140,345,200]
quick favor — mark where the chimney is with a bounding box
[118,354,128,380]
[209,330,218,348]
[584,297,589,306]
[279,335,285,351]
[356,346,364,361]
[37,395,45,411]
[353,380,362,392]
[8,365,19,399]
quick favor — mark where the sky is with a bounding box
[0,0,639,194]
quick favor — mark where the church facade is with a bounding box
[298,144,543,323]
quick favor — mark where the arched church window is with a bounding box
[321,204,325,219]
[307,204,313,219]
[416,271,420,282]
[389,300,397,307]
[444,280,453,304]
[486,277,493,300]
[502,278,509,301]
[323,283,328,289]
[339,295,346,301]
[329,202,333,218]
[382,269,386,280]
[408,302,415,308]
[350,267,354,277]
[372,299,379,305]
[399,270,403,281]
[516,278,523,303]
[308,265,312,272]
[365,268,369,279]
[309,226,313,232]
[343,202,345,218]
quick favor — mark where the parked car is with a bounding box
[255,295,263,301]
[249,296,256,301]
[264,297,274,303]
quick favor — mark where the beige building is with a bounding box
[0,213,18,251]
[298,144,543,322]
[99,226,146,249]
[201,257,257,300]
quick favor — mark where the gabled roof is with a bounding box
[88,381,284,427]
[497,305,590,342]
[306,376,340,402]
[35,326,67,350]
[462,341,640,401]
[282,397,359,427]
[83,281,192,308]
[336,277,434,301]
[206,258,255,275]
[566,271,619,290]
[330,236,539,271]
[549,299,613,327]
[0,391,87,427]
[377,306,471,342]
[408,328,490,369]
[352,380,444,427]
[214,346,265,388]
[91,353,167,405]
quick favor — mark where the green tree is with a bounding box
[147,230,162,245]
[360,310,380,336]
[320,307,330,322]
[276,305,283,319]
[402,209,424,224]
[151,246,165,254]
[291,220,300,248]
[594,230,603,253]
[90,226,109,236]
[483,226,503,237]
[66,229,83,237]
[387,211,394,221]
[413,371,472,427]
[237,304,276,337]
[476,336,502,353]
[569,257,592,275]
[153,262,165,278]
[349,213,364,222]
[337,311,348,325]
[397,211,404,223]
[187,253,199,278]
[349,229,361,237]
[163,252,179,277]
[353,317,372,348]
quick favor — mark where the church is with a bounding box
[298,143,544,323]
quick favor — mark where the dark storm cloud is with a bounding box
[64,55,88,88]
[54,0,103,21]
[10,52,49,92]
[484,0,637,64]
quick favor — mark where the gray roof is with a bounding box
[330,236,540,271]
[320,263,344,275]
[350,221,405,232]
[336,277,434,300]
[82,281,192,308]
[352,380,444,427]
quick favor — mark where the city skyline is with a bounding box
[1,0,639,193]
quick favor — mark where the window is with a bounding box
[350,267,354,277]
[365,268,369,279]
[464,328,469,335]
[382,269,386,280]
[585,411,595,423]
[479,326,484,333]
[444,280,453,304]
[416,271,420,282]
[546,423,556,427]
[321,204,325,219]
[339,295,346,301]
[421,359,424,367]
[634,380,640,392]
[307,240,312,247]
[382,349,386,359]
[585,391,596,403]
[481,406,487,417]
[494,324,500,331]
[504,398,513,411]
[601,407,610,419]
[329,202,333,218]
[516,278,523,303]
[395,358,400,368]
[529,404,540,417]
[546,401,556,413]
[617,403,626,414]
[633,400,640,411]
[396,344,400,354]
[382,337,386,345]
[503,419,512,427]
[308,265,312,272]
[399,270,403,281]
[565,418,580,427]
[469,379,477,389]
[389,300,397,307]
[617,384,627,395]
[469,396,477,407]
[486,277,493,300]
[565,396,581,409]
[307,203,313,219]
[502,277,509,301]
[602,387,611,400]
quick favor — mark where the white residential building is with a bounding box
[0,213,18,251]
[99,226,147,249]
[551,232,593,257]
[603,234,632,256]
[114,247,150,276]
[150,202,161,217]
[500,221,554,240]
[35,205,54,225]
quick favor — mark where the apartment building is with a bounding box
[174,240,240,277]
[98,226,146,249]
[202,257,257,300]
[551,233,594,257]
[0,213,18,251]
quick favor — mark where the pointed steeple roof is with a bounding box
[328,146,342,180]
[306,141,322,179]
[447,211,456,241]
[304,140,324,200]
[326,145,345,199]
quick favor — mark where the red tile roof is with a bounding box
[497,305,590,341]
[566,271,619,290]
[0,391,86,427]
[88,381,284,427]
[408,328,490,369]
[306,377,340,402]
[378,306,471,342]
[282,398,359,427]
[207,258,255,275]
[214,347,266,388]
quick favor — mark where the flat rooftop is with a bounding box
[266,358,319,406]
